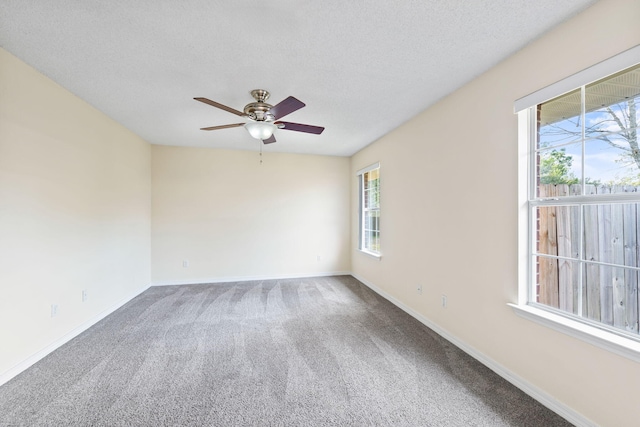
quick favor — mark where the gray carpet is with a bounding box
[0,275,573,426]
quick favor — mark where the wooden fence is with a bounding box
[537,184,640,334]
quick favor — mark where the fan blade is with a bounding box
[262,135,277,144]
[270,96,305,119]
[200,123,245,131]
[276,121,324,135]
[194,97,246,117]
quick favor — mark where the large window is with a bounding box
[358,163,380,255]
[523,59,640,340]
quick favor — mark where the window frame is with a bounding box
[357,162,381,258]
[513,45,640,362]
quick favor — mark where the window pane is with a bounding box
[584,102,639,138]
[536,259,640,336]
[371,210,379,231]
[367,167,379,182]
[536,144,582,195]
[363,171,380,209]
[585,64,640,185]
[583,203,640,268]
[367,188,378,209]
[535,205,580,259]
[364,211,376,231]
[538,88,582,149]
[584,137,640,185]
[363,209,380,253]
[370,231,380,252]
[582,263,639,335]
[535,256,580,314]
[365,228,375,250]
[369,187,379,209]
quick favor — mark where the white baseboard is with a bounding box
[351,273,597,427]
[151,271,352,287]
[0,283,151,387]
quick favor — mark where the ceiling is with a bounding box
[0,0,598,157]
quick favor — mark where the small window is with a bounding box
[358,163,380,255]
[526,62,640,338]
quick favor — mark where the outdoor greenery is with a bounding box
[539,149,578,185]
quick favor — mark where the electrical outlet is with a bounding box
[183,260,189,268]
[82,290,88,302]
[441,295,447,308]
[416,284,422,295]
[316,255,322,262]
[51,304,59,318]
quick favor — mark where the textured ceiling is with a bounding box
[0,0,598,156]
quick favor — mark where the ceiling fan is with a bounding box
[194,89,324,144]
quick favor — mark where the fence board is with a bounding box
[556,193,575,312]
[537,184,640,334]
[611,199,625,328]
[571,195,581,314]
[570,184,581,196]
[568,184,582,314]
[624,202,639,333]
[598,201,614,325]
[538,185,559,307]
[584,202,601,321]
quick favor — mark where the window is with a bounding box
[518,50,640,346]
[358,163,380,255]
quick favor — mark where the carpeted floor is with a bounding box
[0,275,573,426]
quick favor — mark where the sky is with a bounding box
[538,98,640,184]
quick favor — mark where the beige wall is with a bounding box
[2,0,639,423]
[151,146,350,284]
[0,48,151,378]
[351,0,640,425]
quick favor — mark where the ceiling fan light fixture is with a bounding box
[245,121,276,140]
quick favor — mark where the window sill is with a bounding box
[358,249,382,260]
[508,303,640,363]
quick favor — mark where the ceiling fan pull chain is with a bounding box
[259,141,263,165]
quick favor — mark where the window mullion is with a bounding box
[529,107,538,304]
[578,85,586,318]
[580,85,586,195]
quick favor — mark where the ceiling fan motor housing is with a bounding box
[244,102,273,121]
[244,89,274,121]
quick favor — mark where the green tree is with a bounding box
[539,149,579,185]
